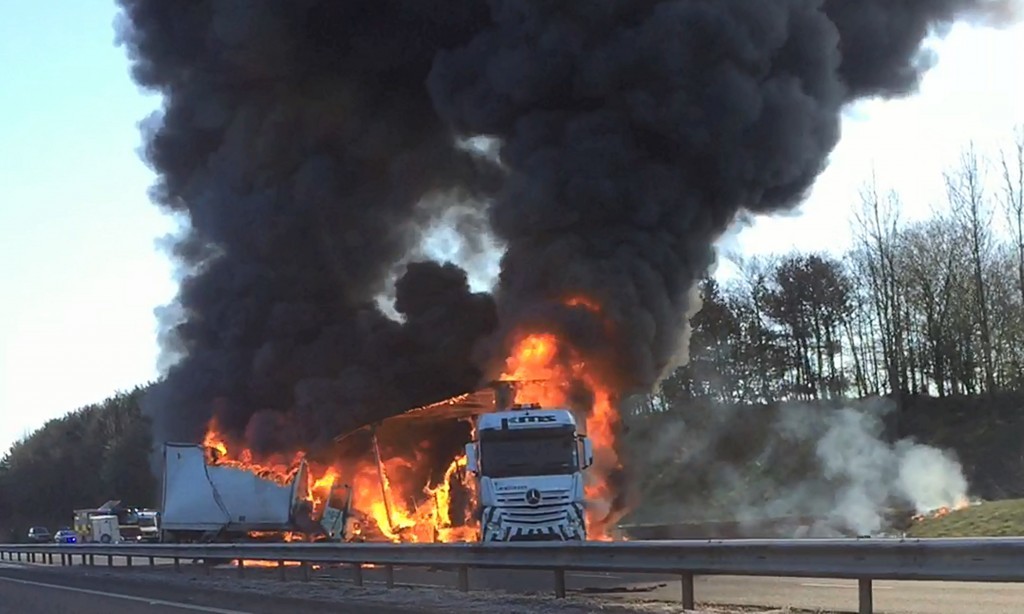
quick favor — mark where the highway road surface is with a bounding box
[8,553,1024,613]
[331,564,1024,613]
[0,561,427,614]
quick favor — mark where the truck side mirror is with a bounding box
[464,442,479,474]
[580,436,594,469]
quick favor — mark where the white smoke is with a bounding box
[896,444,970,513]
[797,403,968,535]
[634,397,969,536]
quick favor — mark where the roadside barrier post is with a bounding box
[681,572,695,610]
[859,578,873,614]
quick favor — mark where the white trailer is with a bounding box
[159,442,347,543]
[88,515,121,544]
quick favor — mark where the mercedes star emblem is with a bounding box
[525,488,542,505]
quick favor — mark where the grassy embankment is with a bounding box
[907,499,1024,537]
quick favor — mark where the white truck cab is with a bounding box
[464,404,594,541]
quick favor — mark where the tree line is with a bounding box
[0,387,156,541]
[642,128,1024,410]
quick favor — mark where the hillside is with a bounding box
[620,392,1024,532]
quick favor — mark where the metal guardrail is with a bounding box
[3,538,1024,614]
[618,517,847,540]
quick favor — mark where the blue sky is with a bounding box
[1,2,1022,453]
[0,1,174,450]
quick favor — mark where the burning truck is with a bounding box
[158,442,351,543]
[158,330,623,544]
[159,374,599,544]
[465,400,594,541]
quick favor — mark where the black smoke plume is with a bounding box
[429,0,1017,396]
[116,1,499,452]
[116,1,1015,460]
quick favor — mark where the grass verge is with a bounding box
[907,499,1024,537]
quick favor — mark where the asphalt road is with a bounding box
[0,561,424,614]
[323,564,1024,613]
[9,552,1024,613]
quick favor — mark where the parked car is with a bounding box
[53,528,78,544]
[27,526,50,543]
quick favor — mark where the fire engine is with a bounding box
[74,501,160,543]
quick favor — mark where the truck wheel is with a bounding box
[100,534,112,543]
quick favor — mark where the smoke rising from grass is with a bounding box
[632,398,969,536]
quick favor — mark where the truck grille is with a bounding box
[502,507,570,525]
[482,502,586,542]
[495,489,572,506]
[507,528,571,541]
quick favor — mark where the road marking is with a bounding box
[801,582,893,590]
[0,576,255,613]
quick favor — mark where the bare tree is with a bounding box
[945,144,997,393]
[842,282,875,397]
[852,176,907,397]
[1000,125,1024,306]
[896,216,965,396]
[985,243,1024,389]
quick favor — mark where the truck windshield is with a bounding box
[479,428,577,478]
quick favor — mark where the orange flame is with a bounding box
[498,297,625,540]
[202,419,477,544]
[910,496,971,523]
[198,295,621,543]
[564,295,602,313]
[231,560,304,568]
[202,425,305,488]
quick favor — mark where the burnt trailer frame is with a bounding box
[330,380,563,543]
